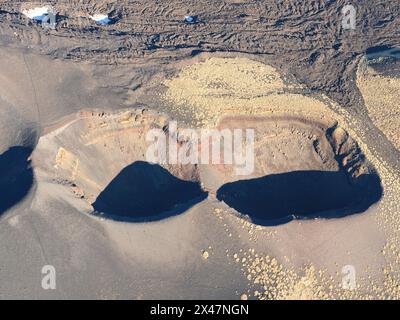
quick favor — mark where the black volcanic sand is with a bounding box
[1,0,399,109]
[217,170,382,225]
[0,146,34,215]
[93,161,207,221]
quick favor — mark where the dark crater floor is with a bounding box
[216,170,383,226]
[0,146,34,215]
[92,161,207,221]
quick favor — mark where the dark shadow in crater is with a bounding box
[92,161,207,222]
[217,170,383,226]
[365,46,400,78]
[366,45,400,58]
[0,147,34,215]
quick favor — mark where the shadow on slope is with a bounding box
[92,161,207,221]
[0,146,34,215]
[217,170,383,226]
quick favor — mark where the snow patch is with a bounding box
[90,14,111,25]
[22,6,52,22]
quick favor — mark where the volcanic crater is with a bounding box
[32,107,382,225]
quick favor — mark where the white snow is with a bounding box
[22,6,52,22]
[90,14,111,25]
